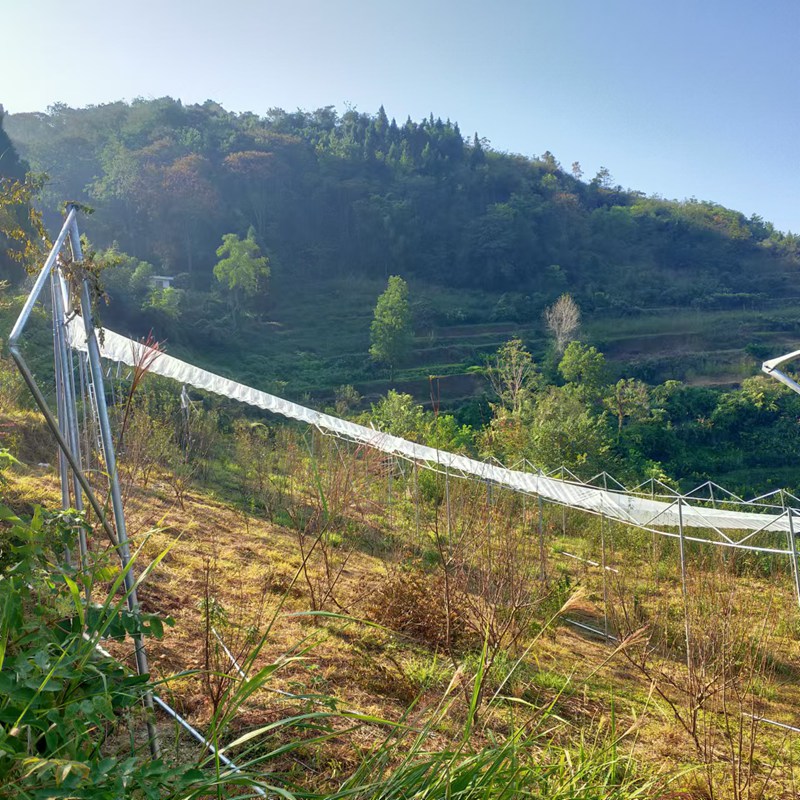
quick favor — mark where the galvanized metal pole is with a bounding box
[77,351,91,468]
[787,510,800,608]
[600,478,610,639]
[8,209,76,344]
[83,353,103,467]
[600,509,609,640]
[63,349,88,519]
[8,344,120,547]
[538,492,546,582]
[7,213,119,550]
[650,479,658,566]
[387,456,393,531]
[68,214,160,758]
[445,467,452,545]
[413,461,420,546]
[51,276,72,554]
[486,480,492,541]
[52,276,88,568]
[677,498,693,681]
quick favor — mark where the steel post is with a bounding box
[9,346,119,549]
[68,215,160,758]
[787,510,800,607]
[9,209,76,345]
[77,351,91,468]
[445,468,452,544]
[600,509,609,640]
[538,492,546,582]
[51,277,72,562]
[677,498,693,682]
[486,480,492,540]
[52,276,88,568]
[413,461,420,545]
[387,456,393,530]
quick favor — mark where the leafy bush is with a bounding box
[0,505,207,798]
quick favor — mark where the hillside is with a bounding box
[3,173,800,795]
[4,392,800,798]
[6,101,800,496]
[5,98,800,402]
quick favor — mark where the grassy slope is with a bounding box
[160,274,800,411]
[4,282,800,794]
[5,424,800,797]
[6,266,799,414]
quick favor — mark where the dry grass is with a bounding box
[4,440,800,797]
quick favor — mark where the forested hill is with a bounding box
[5,97,800,414]
[5,98,799,309]
[7,99,800,494]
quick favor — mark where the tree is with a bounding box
[0,106,28,182]
[369,275,413,378]
[487,338,539,415]
[213,227,269,327]
[159,154,220,277]
[334,384,361,416]
[1,107,44,281]
[558,341,606,397]
[223,150,280,241]
[539,150,560,171]
[0,174,47,280]
[544,293,580,354]
[370,390,427,439]
[591,166,614,189]
[528,385,612,475]
[604,378,650,438]
[479,339,540,463]
[469,132,485,168]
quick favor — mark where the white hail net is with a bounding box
[66,319,794,537]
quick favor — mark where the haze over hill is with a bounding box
[5,6,800,798]
[4,98,800,395]
[5,1,800,235]
[5,99,800,494]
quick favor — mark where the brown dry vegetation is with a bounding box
[4,410,800,798]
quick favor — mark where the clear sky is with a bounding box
[2,0,798,232]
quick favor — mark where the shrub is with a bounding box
[366,567,470,649]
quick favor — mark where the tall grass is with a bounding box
[8,366,800,798]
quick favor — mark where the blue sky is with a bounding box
[3,0,798,232]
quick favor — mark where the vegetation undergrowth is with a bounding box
[4,95,800,799]
[3,308,800,797]
[0,488,689,799]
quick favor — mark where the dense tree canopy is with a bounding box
[5,98,800,494]
[5,97,797,311]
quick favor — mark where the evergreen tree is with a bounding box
[213,226,269,328]
[470,132,485,168]
[369,275,413,378]
[375,105,389,139]
[0,106,28,181]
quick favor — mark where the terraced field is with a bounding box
[162,276,800,408]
